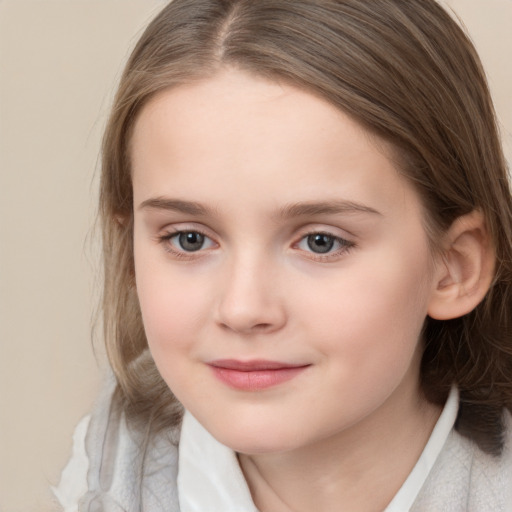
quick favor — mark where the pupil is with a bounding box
[307,234,334,254]
[179,232,204,251]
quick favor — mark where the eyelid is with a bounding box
[294,223,355,242]
[169,231,216,251]
[292,227,356,260]
[156,223,219,258]
[157,221,217,239]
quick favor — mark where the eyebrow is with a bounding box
[276,200,382,219]
[138,197,214,216]
[138,197,381,218]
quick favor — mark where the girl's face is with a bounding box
[131,69,441,455]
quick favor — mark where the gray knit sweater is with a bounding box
[58,382,512,512]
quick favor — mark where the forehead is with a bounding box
[130,69,419,220]
[132,68,374,164]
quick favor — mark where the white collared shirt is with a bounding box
[178,387,459,512]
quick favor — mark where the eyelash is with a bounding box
[295,231,356,261]
[156,229,356,261]
[157,229,214,260]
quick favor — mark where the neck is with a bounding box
[238,384,442,512]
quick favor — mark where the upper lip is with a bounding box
[208,359,309,371]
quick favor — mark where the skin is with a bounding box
[131,68,444,511]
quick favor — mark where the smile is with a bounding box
[207,359,310,391]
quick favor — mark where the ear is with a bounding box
[428,210,495,320]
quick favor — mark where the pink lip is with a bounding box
[208,359,310,391]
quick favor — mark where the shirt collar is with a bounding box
[178,411,258,512]
[384,386,459,511]
[178,387,459,512]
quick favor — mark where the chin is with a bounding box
[221,434,295,456]
[206,418,303,455]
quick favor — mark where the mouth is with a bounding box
[207,359,310,391]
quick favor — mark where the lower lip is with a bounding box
[209,366,309,391]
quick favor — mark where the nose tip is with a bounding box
[219,315,278,335]
[215,265,287,335]
[217,295,286,335]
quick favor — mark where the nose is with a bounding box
[215,254,287,335]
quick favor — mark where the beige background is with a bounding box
[0,1,510,511]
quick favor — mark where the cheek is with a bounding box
[134,254,210,364]
[298,246,433,375]
[135,268,214,401]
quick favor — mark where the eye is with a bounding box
[297,232,353,255]
[163,230,216,253]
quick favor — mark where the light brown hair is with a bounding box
[100,0,512,455]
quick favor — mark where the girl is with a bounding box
[56,0,512,510]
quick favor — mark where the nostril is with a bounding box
[220,321,273,333]
[253,323,272,331]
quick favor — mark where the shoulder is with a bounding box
[54,378,181,512]
[53,415,91,512]
[412,410,512,511]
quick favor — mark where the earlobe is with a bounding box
[428,210,495,320]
